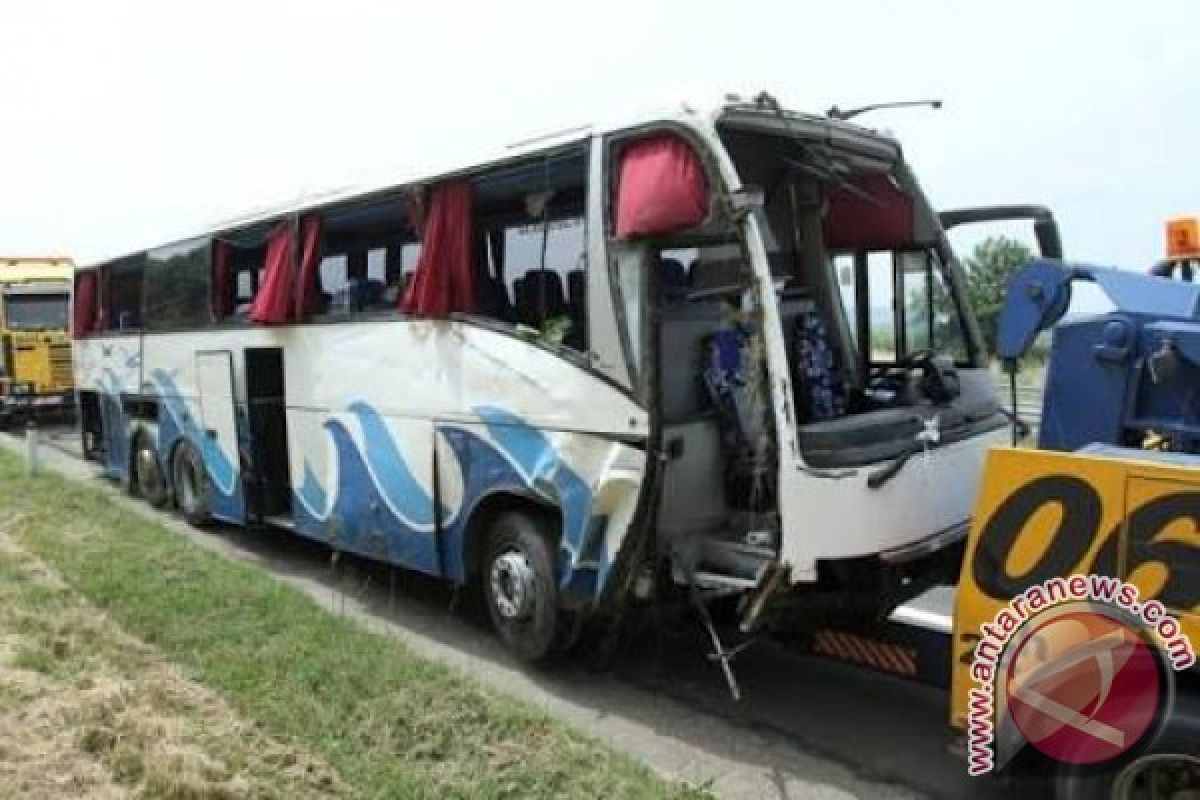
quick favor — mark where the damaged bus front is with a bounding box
[627,101,1008,630]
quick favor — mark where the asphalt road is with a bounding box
[25,422,1039,800]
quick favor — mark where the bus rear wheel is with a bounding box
[132,433,168,508]
[172,441,212,526]
[483,510,563,663]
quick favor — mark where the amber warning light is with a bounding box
[1166,217,1200,260]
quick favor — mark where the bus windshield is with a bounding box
[717,127,977,377]
[5,292,70,331]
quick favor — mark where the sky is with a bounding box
[2,0,1197,269]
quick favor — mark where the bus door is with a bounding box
[195,350,245,522]
[100,395,128,479]
[244,347,291,519]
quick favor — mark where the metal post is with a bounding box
[25,420,39,477]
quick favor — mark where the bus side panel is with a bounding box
[289,405,441,574]
[284,321,649,440]
[437,411,647,605]
[73,335,142,481]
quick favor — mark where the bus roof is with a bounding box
[78,100,899,271]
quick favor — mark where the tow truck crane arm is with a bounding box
[996,258,1200,451]
[997,258,1200,366]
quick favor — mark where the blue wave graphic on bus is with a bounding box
[293,402,611,599]
[293,412,439,573]
[473,406,594,560]
[96,369,129,479]
[298,462,327,518]
[349,401,450,529]
[295,404,442,531]
[99,343,141,371]
[447,406,609,599]
[149,368,243,521]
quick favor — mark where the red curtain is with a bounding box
[212,240,233,319]
[292,216,323,318]
[95,268,109,331]
[400,181,476,316]
[824,174,915,250]
[615,134,709,238]
[249,223,294,324]
[72,271,98,339]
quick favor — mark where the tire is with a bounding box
[131,433,168,508]
[171,441,213,526]
[482,509,564,663]
[1055,726,1200,799]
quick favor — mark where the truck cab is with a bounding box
[0,259,75,424]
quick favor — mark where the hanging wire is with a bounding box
[1010,369,1021,446]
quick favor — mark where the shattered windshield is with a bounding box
[718,127,975,372]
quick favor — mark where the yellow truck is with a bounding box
[0,258,75,425]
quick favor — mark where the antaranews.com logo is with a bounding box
[966,575,1196,776]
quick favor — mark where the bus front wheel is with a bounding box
[172,441,212,526]
[483,510,563,663]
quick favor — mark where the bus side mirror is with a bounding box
[1033,216,1064,261]
[939,204,1064,260]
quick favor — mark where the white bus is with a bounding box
[72,97,1008,662]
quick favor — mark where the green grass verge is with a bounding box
[0,452,709,799]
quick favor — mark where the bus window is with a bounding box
[318,255,348,313]
[213,237,268,319]
[105,255,145,332]
[867,251,896,363]
[502,217,586,349]
[236,270,254,307]
[471,145,589,351]
[305,194,417,316]
[367,249,386,283]
[144,238,211,330]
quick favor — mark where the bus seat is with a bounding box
[479,272,516,323]
[790,308,846,423]
[659,298,734,422]
[567,269,585,308]
[362,279,386,307]
[690,257,744,294]
[332,277,385,312]
[701,328,763,451]
[659,257,688,298]
[565,269,586,349]
[514,269,567,327]
[700,327,773,508]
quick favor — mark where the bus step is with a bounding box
[262,514,295,532]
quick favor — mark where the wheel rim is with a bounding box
[1112,753,1200,799]
[177,454,200,511]
[136,447,161,496]
[490,549,536,621]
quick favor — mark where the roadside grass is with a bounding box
[0,514,342,798]
[0,452,708,799]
